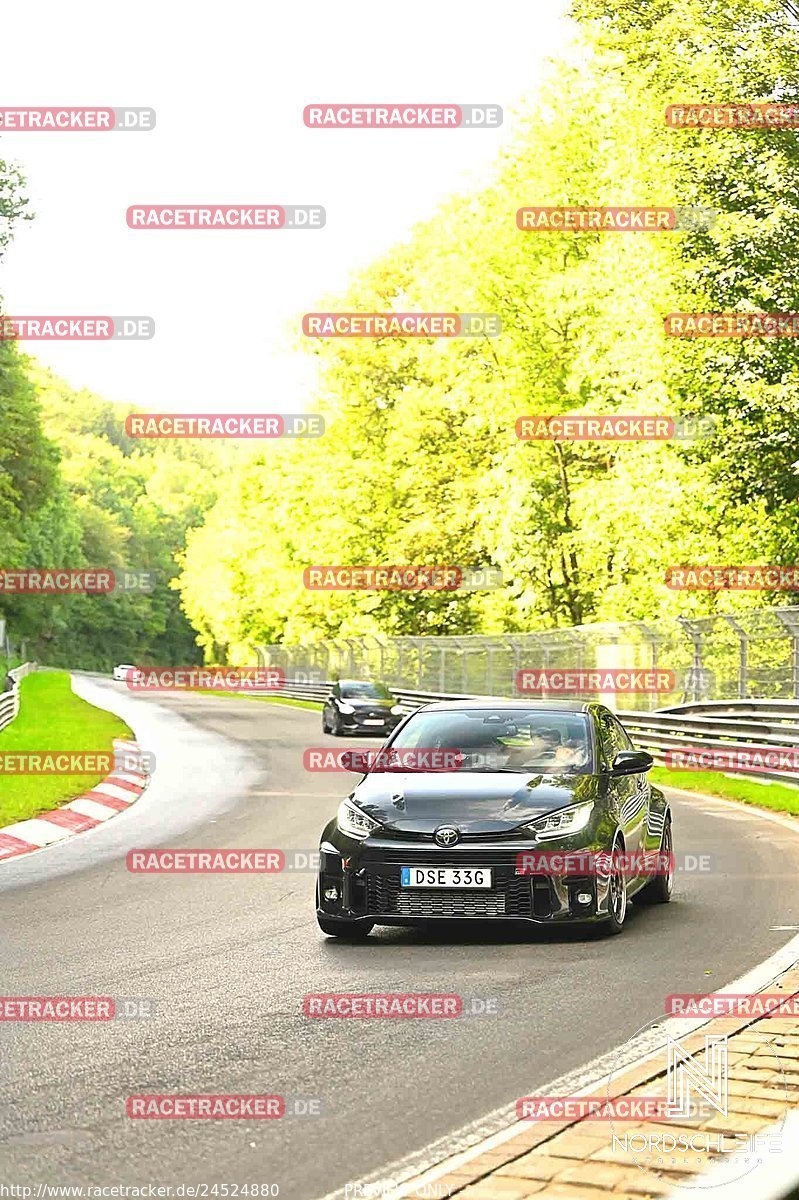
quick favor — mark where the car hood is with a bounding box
[350,771,600,835]
[340,697,393,708]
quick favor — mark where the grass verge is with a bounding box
[0,672,132,826]
[650,765,799,817]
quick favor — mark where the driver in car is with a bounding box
[552,736,589,768]
[500,726,562,769]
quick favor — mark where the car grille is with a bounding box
[362,852,534,918]
[395,892,507,917]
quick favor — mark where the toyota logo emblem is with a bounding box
[435,826,460,847]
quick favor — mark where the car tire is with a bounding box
[317,915,374,939]
[605,837,628,935]
[637,817,673,905]
[321,711,330,734]
[330,714,343,737]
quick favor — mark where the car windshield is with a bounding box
[340,682,392,700]
[389,708,594,773]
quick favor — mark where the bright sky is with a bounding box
[0,0,571,413]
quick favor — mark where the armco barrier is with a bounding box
[668,697,799,723]
[0,662,34,733]
[265,678,799,785]
[617,710,799,785]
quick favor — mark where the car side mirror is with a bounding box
[341,749,373,774]
[610,749,653,776]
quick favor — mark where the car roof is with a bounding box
[414,698,595,714]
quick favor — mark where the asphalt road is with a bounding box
[1,680,798,1199]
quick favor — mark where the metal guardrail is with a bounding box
[266,680,799,785]
[617,713,799,785]
[670,698,799,721]
[270,682,481,708]
[0,662,34,733]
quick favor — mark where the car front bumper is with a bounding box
[337,713,403,735]
[316,833,618,926]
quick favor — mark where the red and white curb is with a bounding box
[0,739,150,862]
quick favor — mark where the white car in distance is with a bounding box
[113,663,143,683]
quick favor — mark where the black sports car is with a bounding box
[316,700,672,938]
[322,679,404,737]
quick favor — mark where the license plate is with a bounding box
[362,719,385,726]
[400,867,493,889]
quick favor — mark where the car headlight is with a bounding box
[390,705,403,715]
[336,798,382,840]
[525,801,595,840]
[338,703,355,714]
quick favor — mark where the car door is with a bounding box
[597,709,645,869]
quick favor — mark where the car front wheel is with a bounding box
[605,837,628,935]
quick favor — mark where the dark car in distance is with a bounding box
[316,700,673,938]
[322,679,404,738]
